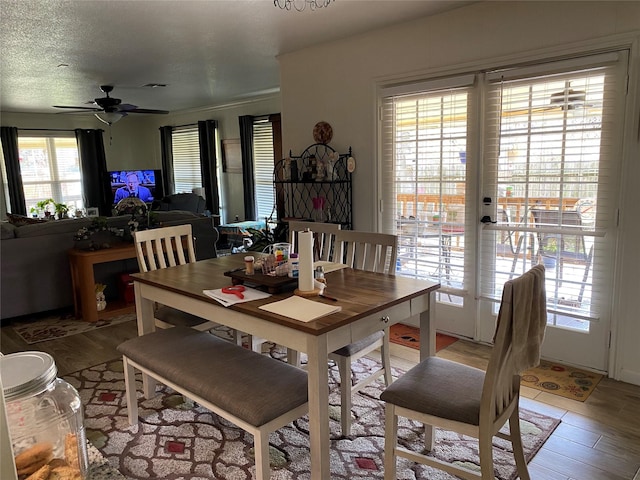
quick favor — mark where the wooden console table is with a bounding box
[68,243,137,322]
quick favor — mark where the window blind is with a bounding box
[253,118,275,222]
[479,51,626,322]
[380,75,475,293]
[171,126,202,194]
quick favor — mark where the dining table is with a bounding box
[131,253,440,479]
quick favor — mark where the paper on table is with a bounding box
[259,295,341,322]
[313,261,348,273]
[203,287,271,307]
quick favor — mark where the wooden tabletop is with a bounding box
[131,254,440,336]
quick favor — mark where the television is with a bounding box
[108,169,163,206]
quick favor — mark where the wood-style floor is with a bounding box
[2,319,639,480]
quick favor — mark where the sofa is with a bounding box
[0,211,219,321]
[156,193,206,214]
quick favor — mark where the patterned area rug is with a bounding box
[12,311,136,344]
[522,359,603,401]
[389,323,458,352]
[65,346,560,480]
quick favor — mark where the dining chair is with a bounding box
[381,264,547,480]
[288,220,341,262]
[133,225,242,345]
[329,230,398,436]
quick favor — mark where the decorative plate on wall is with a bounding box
[313,121,333,144]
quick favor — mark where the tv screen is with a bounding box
[109,170,163,205]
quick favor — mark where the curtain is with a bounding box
[239,115,256,221]
[197,120,220,214]
[75,129,111,216]
[1,126,26,215]
[159,126,174,196]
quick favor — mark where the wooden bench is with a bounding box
[117,326,309,480]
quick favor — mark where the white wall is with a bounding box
[141,94,281,223]
[1,93,281,223]
[278,1,640,384]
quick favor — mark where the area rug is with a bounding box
[65,349,560,480]
[522,359,603,402]
[389,323,458,352]
[12,311,136,344]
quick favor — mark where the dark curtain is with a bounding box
[197,120,220,215]
[1,126,26,215]
[159,126,174,196]
[239,115,256,221]
[75,129,112,216]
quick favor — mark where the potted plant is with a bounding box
[30,198,55,218]
[540,237,558,270]
[54,202,69,219]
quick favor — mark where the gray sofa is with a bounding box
[0,211,219,321]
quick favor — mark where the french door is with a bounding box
[380,51,627,372]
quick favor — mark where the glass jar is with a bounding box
[1,352,88,479]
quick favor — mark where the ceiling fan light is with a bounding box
[95,111,124,125]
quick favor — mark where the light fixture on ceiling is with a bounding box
[550,87,586,111]
[95,111,125,125]
[274,0,333,12]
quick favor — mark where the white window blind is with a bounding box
[380,76,474,293]
[171,126,202,194]
[18,134,83,214]
[480,52,625,324]
[253,118,275,222]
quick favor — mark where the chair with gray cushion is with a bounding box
[329,230,398,436]
[133,225,241,344]
[381,264,547,480]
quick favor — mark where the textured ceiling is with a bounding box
[0,0,472,115]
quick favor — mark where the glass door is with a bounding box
[478,52,627,371]
[380,75,477,338]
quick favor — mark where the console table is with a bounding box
[68,243,137,322]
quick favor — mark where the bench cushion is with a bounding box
[117,326,308,427]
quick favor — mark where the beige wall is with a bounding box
[278,1,640,384]
[1,94,281,223]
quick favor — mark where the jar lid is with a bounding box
[244,256,254,261]
[0,351,58,400]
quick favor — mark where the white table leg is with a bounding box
[420,290,436,449]
[306,335,330,480]
[134,282,157,398]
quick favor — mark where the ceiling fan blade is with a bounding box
[125,108,170,114]
[53,105,101,111]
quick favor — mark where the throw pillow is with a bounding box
[6,213,47,226]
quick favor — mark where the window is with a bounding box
[481,53,622,325]
[253,118,276,221]
[18,135,83,214]
[380,76,475,305]
[171,126,202,193]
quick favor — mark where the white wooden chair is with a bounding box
[329,230,398,436]
[381,264,547,480]
[288,220,341,262]
[133,225,241,344]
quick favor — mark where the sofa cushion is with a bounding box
[0,222,17,239]
[15,218,92,238]
[6,213,47,226]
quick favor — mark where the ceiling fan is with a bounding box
[53,85,169,124]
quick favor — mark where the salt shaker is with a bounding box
[244,255,255,275]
